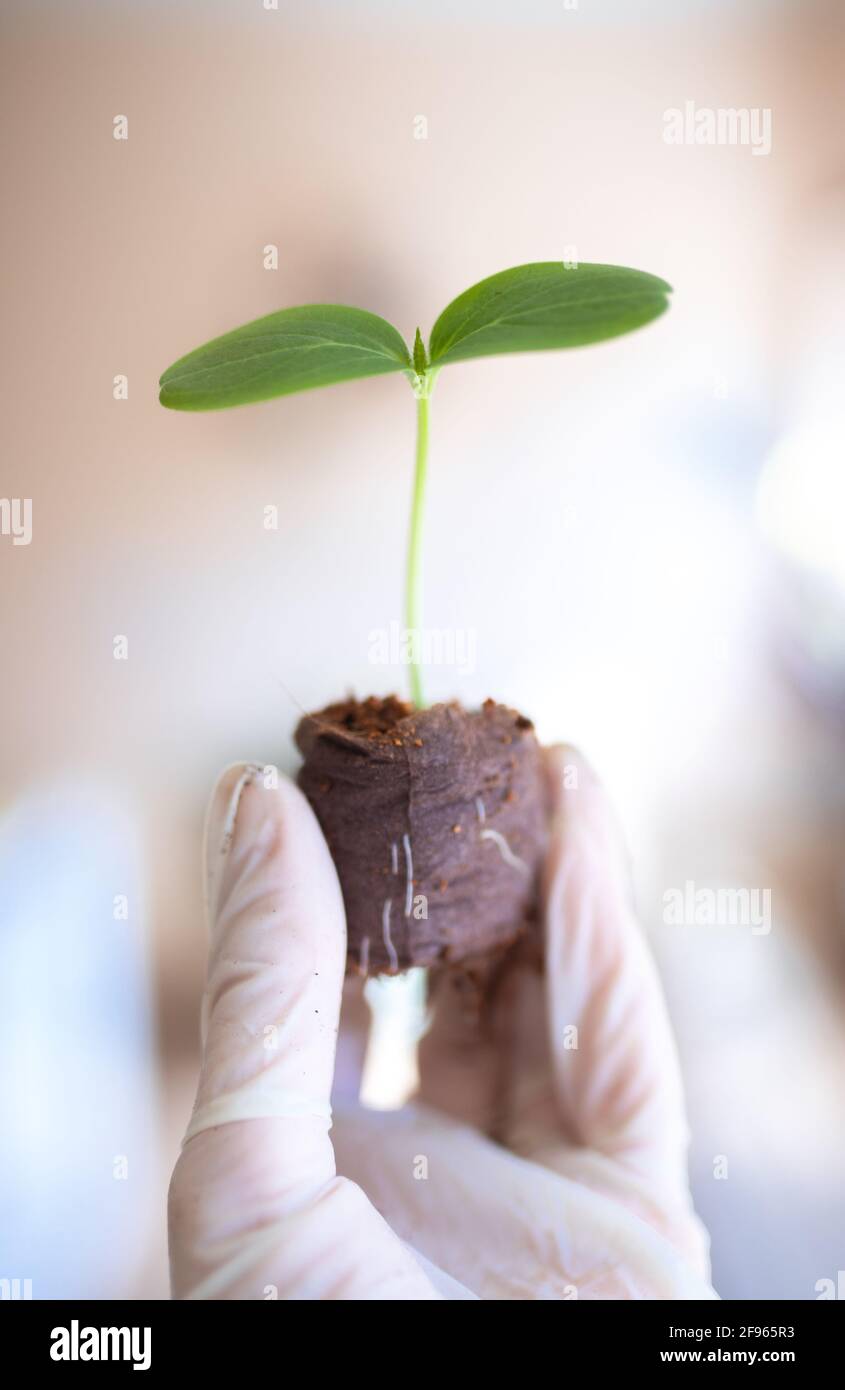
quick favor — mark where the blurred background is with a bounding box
[1,0,844,1299]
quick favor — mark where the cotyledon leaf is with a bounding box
[159,304,413,410]
[428,262,672,368]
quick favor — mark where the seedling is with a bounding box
[159,261,671,709]
[160,261,671,978]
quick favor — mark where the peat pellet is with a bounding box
[295,695,549,973]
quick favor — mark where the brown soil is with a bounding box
[295,696,548,974]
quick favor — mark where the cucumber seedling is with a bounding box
[160,261,671,974]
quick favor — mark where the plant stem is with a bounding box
[405,383,430,708]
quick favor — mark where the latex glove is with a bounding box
[168,750,715,1300]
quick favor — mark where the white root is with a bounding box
[480,827,531,878]
[402,832,414,916]
[381,898,399,972]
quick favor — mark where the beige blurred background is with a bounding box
[1,0,844,1299]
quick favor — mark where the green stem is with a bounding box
[405,384,430,708]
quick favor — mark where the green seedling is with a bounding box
[159,261,671,706]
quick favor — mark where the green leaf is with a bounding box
[412,327,428,376]
[159,305,412,410]
[428,262,672,368]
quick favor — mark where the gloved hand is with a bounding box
[168,748,715,1300]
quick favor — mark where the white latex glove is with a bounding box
[168,749,715,1300]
